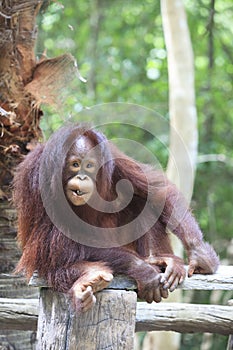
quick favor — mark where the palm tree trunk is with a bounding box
[0,1,43,348]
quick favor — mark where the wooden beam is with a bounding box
[1,297,233,336]
[0,298,38,331]
[180,265,233,290]
[136,302,233,335]
[29,265,233,291]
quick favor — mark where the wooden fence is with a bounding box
[0,265,232,349]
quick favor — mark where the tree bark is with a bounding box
[0,1,43,196]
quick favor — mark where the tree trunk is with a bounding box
[162,0,198,201]
[143,1,198,349]
[0,1,43,195]
[87,0,103,101]
[0,1,43,348]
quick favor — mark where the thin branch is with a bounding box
[198,154,233,166]
[207,0,215,70]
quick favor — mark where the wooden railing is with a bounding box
[0,265,233,349]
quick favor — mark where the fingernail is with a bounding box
[160,276,165,283]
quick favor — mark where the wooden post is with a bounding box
[227,335,233,350]
[227,299,233,350]
[36,287,137,350]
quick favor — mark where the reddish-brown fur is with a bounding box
[13,124,219,309]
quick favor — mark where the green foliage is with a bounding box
[37,0,168,112]
[37,2,232,348]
